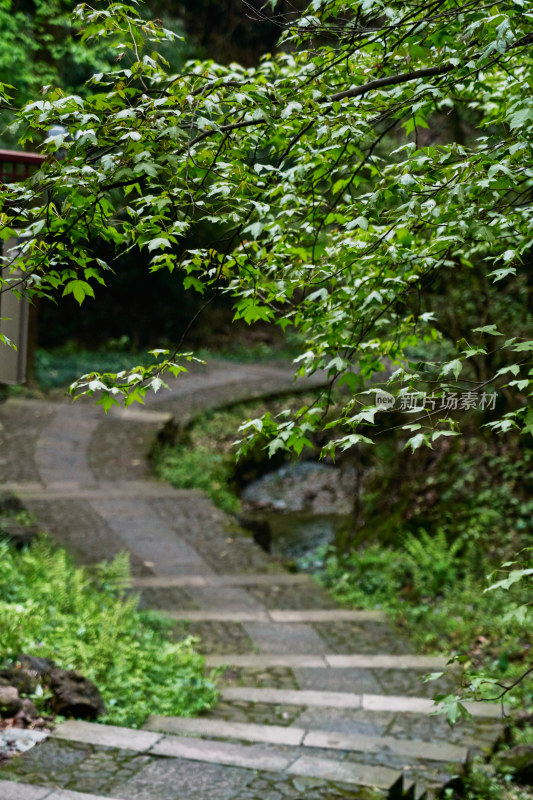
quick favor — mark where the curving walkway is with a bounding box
[0,362,504,800]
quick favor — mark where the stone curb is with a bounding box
[50,720,401,789]
[220,687,507,718]
[164,609,387,623]
[0,781,126,800]
[205,653,446,669]
[130,573,313,588]
[143,715,469,764]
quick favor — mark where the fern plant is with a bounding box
[0,536,217,727]
[402,528,465,599]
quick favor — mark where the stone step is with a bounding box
[3,480,180,501]
[0,780,123,800]
[143,714,469,764]
[165,608,387,623]
[205,653,446,669]
[51,720,401,790]
[130,572,313,588]
[220,687,505,718]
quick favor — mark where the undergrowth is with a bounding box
[153,396,314,513]
[0,536,217,727]
[316,534,533,711]
[154,441,240,513]
[454,759,533,800]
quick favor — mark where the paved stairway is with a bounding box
[0,362,504,800]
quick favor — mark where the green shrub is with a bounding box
[317,544,411,609]
[402,529,465,599]
[0,537,217,727]
[318,533,532,709]
[155,443,240,513]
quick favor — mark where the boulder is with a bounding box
[0,666,38,696]
[48,668,106,719]
[0,686,23,717]
[18,654,55,676]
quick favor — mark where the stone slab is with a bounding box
[206,654,327,668]
[362,695,436,714]
[270,610,387,623]
[303,731,468,763]
[462,701,507,719]
[94,498,213,575]
[287,755,401,789]
[8,481,180,502]
[143,716,305,746]
[131,575,209,587]
[0,781,52,800]
[295,707,396,738]
[109,408,172,424]
[221,688,501,718]
[130,573,312,588]
[293,665,383,694]
[362,694,506,718]
[186,585,265,611]
[0,781,125,800]
[35,405,100,485]
[326,655,446,669]
[142,715,468,765]
[111,756,255,800]
[215,573,312,586]
[49,791,125,800]
[165,610,271,622]
[221,687,362,708]
[164,609,387,623]
[52,720,161,752]
[151,735,290,772]
[206,653,444,669]
[243,622,330,655]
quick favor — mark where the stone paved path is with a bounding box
[0,361,505,800]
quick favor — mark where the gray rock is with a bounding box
[0,685,23,717]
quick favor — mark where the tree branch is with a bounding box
[329,63,454,102]
[189,118,267,147]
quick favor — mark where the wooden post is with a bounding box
[0,149,46,385]
[0,237,29,384]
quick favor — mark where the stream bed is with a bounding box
[238,461,356,560]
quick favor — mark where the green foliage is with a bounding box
[358,434,533,557]
[35,345,151,391]
[0,537,217,727]
[403,529,464,598]
[0,0,112,104]
[455,757,533,800]
[317,544,410,610]
[155,442,240,513]
[318,536,532,711]
[0,0,531,447]
[154,393,318,511]
[35,338,300,392]
[154,404,253,512]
